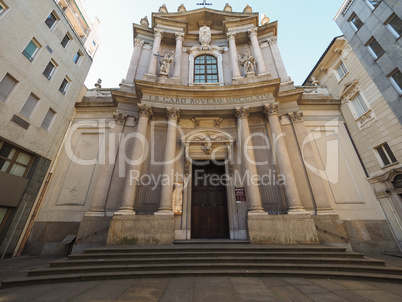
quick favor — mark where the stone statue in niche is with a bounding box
[172,182,183,215]
[239,52,255,76]
[159,51,174,76]
[199,25,212,47]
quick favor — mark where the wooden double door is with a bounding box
[191,161,229,239]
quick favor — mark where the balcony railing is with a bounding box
[22,50,34,62]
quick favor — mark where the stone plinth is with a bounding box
[247,214,319,244]
[106,215,175,245]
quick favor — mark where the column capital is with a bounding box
[137,104,153,119]
[288,111,304,123]
[113,113,128,125]
[166,107,180,121]
[175,32,185,41]
[227,31,236,41]
[235,107,250,119]
[134,38,145,47]
[154,28,164,38]
[263,103,279,118]
[267,36,277,45]
[248,27,258,38]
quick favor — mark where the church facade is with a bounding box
[26,4,399,256]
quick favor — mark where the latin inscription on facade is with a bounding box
[144,93,274,105]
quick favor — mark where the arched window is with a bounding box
[194,55,218,83]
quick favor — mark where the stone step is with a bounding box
[28,263,402,277]
[72,251,364,260]
[49,256,385,267]
[3,269,402,288]
[173,240,250,245]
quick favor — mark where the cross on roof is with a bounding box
[197,0,212,7]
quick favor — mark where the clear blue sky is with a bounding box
[81,0,345,88]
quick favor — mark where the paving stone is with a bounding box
[160,277,194,302]
[306,293,349,302]
[294,284,330,294]
[310,279,348,291]
[364,281,402,296]
[270,285,313,302]
[0,284,61,302]
[113,278,169,302]
[261,277,289,286]
[352,289,402,302]
[231,278,277,302]
[285,278,313,285]
[193,277,242,302]
[332,280,378,290]
[30,281,100,302]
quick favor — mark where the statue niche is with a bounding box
[239,52,256,77]
[159,51,174,77]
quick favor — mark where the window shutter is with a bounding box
[41,109,55,130]
[20,94,39,118]
[0,74,17,102]
[25,41,37,57]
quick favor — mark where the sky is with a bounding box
[80,0,346,89]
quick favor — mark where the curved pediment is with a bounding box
[181,128,235,143]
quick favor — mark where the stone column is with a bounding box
[248,27,267,75]
[157,108,180,214]
[268,36,290,82]
[147,28,164,76]
[227,32,241,79]
[264,103,306,214]
[288,111,335,215]
[172,33,184,79]
[125,39,144,84]
[235,107,265,213]
[87,113,127,216]
[118,104,153,214]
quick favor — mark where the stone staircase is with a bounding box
[2,242,402,288]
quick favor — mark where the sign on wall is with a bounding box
[235,187,246,204]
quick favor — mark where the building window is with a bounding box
[41,108,56,131]
[92,40,97,46]
[350,93,369,118]
[20,94,39,118]
[22,39,41,62]
[388,69,402,94]
[59,77,70,95]
[0,73,18,102]
[375,143,398,167]
[61,33,72,48]
[45,11,59,29]
[73,50,83,64]
[336,61,348,80]
[0,0,9,17]
[350,13,364,31]
[43,60,57,80]
[0,142,33,178]
[194,55,218,83]
[367,38,385,59]
[366,0,381,10]
[386,14,402,39]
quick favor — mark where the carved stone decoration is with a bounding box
[177,4,186,12]
[248,27,258,38]
[261,14,270,25]
[267,36,277,45]
[228,162,234,176]
[235,107,250,119]
[166,107,180,121]
[288,111,304,123]
[172,182,183,215]
[311,76,319,86]
[137,104,153,119]
[263,103,279,118]
[227,32,236,41]
[113,113,128,125]
[193,134,228,142]
[140,16,149,27]
[191,117,223,128]
[243,4,252,13]
[134,38,145,47]
[201,143,213,155]
[184,159,190,176]
[154,28,164,39]
[158,4,168,13]
[95,78,102,88]
[224,3,232,12]
[238,52,255,76]
[199,25,212,47]
[175,32,184,41]
[159,51,174,76]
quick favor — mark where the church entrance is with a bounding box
[191,160,229,239]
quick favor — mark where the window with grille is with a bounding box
[45,11,58,29]
[366,0,381,9]
[73,51,82,64]
[386,14,402,39]
[0,142,33,178]
[41,108,56,131]
[59,77,70,95]
[367,38,385,59]
[43,60,57,80]
[194,55,218,83]
[20,94,39,118]
[61,33,71,48]
[350,13,364,31]
[0,73,18,102]
[375,143,398,167]
[22,39,41,62]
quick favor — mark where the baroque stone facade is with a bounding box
[25,4,400,256]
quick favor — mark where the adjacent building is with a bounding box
[0,0,99,257]
[25,4,399,257]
